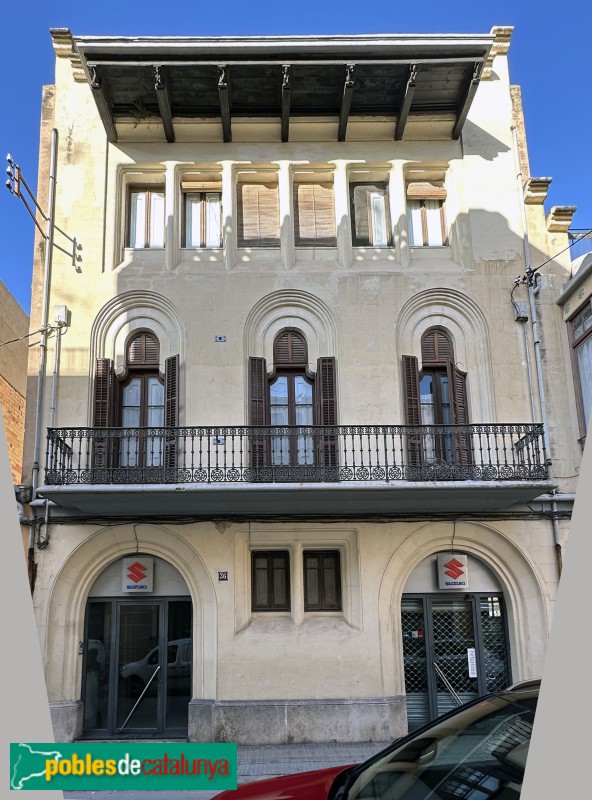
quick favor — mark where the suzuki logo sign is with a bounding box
[122,557,154,592]
[437,553,469,589]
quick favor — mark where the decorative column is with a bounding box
[333,161,352,268]
[389,162,408,268]
[277,161,294,270]
[165,163,176,271]
[222,161,235,271]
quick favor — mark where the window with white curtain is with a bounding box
[406,180,448,247]
[183,189,222,248]
[349,182,390,247]
[128,188,165,248]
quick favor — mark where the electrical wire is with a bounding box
[0,326,47,348]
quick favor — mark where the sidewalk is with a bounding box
[64,741,390,800]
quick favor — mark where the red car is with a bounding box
[216,680,539,800]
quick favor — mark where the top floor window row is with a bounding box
[126,172,447,252]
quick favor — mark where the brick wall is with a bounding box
[0,375,26,484]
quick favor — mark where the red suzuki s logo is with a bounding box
[444,558,465,580]
[127,561,147,583]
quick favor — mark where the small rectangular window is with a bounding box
[406,181,447,247]
[293,182,336,247]
[182,184,222,248]
[237,182,280,247]
[304,550,342,611]
[251,551,290,611]
[128,187,165,248]
[350,182,390,247]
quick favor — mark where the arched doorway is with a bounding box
[82,555,192,738]
[401,553,510,729]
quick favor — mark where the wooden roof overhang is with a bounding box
[72,34,494,143]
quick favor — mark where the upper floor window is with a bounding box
[237,180,280,248]
[569,300,592,440]
[127,187,165,248]
[402,329,469,466]
[293,180,336,247]
[251,551,291,611]
[350,182,391,247]
[182,181,222,248]
[406,181,447,247]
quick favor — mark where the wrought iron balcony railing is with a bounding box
[44,424,548,486]
[569,229,592,259]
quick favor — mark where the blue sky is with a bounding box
[1,1,590,312]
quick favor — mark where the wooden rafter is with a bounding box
[395,63,418,140]
[88,65,118,143]
[218,65,232,143]
[338,64,355,142]
[452,61,483,139]
[281,65,291,142]
[153,65,175,142]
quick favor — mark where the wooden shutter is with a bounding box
[448,359,471,466]
[294,183,336,246]
[127,331,160,365]
[421,330,452,364]
[237,183,280,247]
[274,330,307,365]
[402,355,422,466]
[164,354,179,470]
[315,356,338,468]
[406,181,446,199]
[93,358,116,470]
[249,356,269,468]
[93,358,115,427]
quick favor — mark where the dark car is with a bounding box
[216,679,539,800]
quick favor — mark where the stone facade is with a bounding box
[21,27,582,744]
[0,281,28,484]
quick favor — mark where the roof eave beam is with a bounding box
[452,61,483,139]
[338,64,355,142]
[153,65,175,143]
[394,63,418,140]
[88,65,118,143]
[281,65,291,142]
[218,65,232,143]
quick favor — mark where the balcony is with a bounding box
[38,423,554,518]
[569,229,592,259]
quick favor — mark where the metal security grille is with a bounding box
[402,594,510,729]
[480,596,510,691]
[401,600,429,725]
[432,599,478,717]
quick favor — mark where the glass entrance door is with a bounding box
[401,594,510,730]
[83,598,192,737]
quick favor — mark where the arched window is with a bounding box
[402,329,469,466]
[92,334,179,470]
[248,331,338,472]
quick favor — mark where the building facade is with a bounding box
[0,280,28,485]
[21,26,582,744]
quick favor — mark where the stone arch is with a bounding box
[395,288,494,421]
[41,524,217,708]
[88,290,186,424]
[377,521,550,697]
[244,289,339,370]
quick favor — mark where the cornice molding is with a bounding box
[482,25,514,79]
[547,206,577,232]
[524,177,552,205]
[50,27,86,82]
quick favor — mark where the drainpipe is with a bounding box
[511,124,562,578]
[30,128,58,550]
